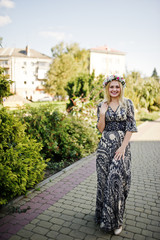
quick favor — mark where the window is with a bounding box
[4,69,9,75]
[38,62,46,66]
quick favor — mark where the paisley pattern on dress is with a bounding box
[95,98,137,231]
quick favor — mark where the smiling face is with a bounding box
[108,80,121,99]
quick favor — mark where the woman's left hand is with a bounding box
[114,146,125,161]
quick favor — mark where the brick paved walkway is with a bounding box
[0,119,160,240]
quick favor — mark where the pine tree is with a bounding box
[151,68,159,81]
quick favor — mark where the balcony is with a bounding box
[0,61,10,69]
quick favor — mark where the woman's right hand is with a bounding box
[100,102,108,115]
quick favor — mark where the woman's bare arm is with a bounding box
[114,131,132,160]
[97,102,108,133]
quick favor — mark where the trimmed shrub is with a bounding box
[14,104,98,164]
[0,108,47,205]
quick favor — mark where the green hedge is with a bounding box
[14,104,98,164]
[0,108,47,205]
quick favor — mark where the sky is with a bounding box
[0,0,160,77]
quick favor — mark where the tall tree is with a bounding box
[45,42,90,98]
[0,67,12,104]
[151,68,159,81]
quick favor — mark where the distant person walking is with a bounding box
[95,75,137,235]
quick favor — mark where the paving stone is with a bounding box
[9,236,22,240]
[126,225,142,234]
[16,228,33,238]
[151,220,159,227]
[142,229,153,237]
[120,230,134,239]
[80,208,91,214]
[136,216,151,224]
[59,226,71,234]
[153,232,160,239]
[110,235,123,240]
[86,221,97,228]
[84,234,97,240]
[79,226,95,234]
[37,220,52,229]
[69,229,86,239]
[125,219,136,226]
[97,238,111,240]
[37,214,52,221]
[70,223,82,230]
[73,207,83,212]
[133,234,146,240]
[49,217,65,225]
[62,204,75,210]
[146,224,160,233]
[57,234,74,240]
[140,212,148,218]
[30,219,40,225]
[23,223,36,231]
[32,226,49,235]
[126,209,140,216]
[135,222,147,229]
[62,209,76,216]
[30,233,48,240]
[46,230,59,239]
[74,212,85,219]
[50,224,61,231]
[126,215,136,221]
[72,217,88,225]
[60,214,74,221]
[62,221,72,227]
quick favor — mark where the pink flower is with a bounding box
[117,77,119,80]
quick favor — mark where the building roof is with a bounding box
[90,45,126,55]
[0,46,52,59]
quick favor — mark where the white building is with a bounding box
[90,45,126,77]
[0,46,52,101]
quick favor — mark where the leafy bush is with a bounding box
[124,72,160,111]
[0,108,47,205]
[65,72,105,110]
[14,104,98,164]
[56,115,98,160]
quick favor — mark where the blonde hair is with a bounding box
[104,81,126,106]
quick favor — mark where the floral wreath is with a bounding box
[103,75,126,88]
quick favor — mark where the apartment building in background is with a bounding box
[0,46,52,101]
[90,45,126,77]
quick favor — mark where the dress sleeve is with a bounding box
[126,99,138,132]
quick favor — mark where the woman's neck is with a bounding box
[110,97,119,104]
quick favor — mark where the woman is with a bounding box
[95,75,137,235]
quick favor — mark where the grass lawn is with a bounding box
[135,110,160,126]
[24,100,68,112]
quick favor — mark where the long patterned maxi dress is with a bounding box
[95,98,138,231]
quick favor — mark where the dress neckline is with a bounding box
[108,105,120,113]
